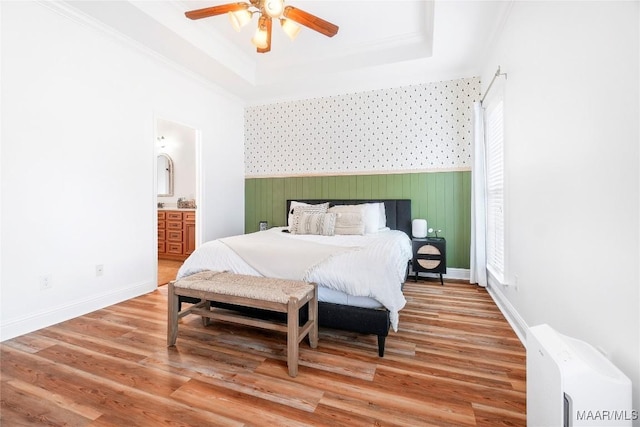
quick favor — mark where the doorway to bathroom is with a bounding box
[155,117,199,286]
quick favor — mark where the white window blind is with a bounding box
[485,100,505,283]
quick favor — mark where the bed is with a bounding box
[176,199,412,356]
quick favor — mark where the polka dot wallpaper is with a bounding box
[245,77,480,177]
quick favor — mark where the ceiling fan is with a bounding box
[184,0,339,53]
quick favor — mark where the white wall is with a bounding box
[0,1,245,340]
[481,1,639,415]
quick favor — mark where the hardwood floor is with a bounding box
[158,259,183,286]
[0,280,526,426]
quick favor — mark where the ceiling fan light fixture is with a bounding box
[184,1,339,53]
[264,0,284,18]
[251,26,269,49]
[280,18,301,40]
[228,9,252,31]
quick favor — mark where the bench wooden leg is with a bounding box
[167,281,179,346]
[202,308,211,327]
[287,297,299,377]
[308,284,318,349]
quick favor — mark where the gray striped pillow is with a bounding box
[288,202,329,229]
[291,212,337,236]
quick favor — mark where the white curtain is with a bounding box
[470,101,487,287]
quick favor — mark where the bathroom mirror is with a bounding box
[157,153,174,197]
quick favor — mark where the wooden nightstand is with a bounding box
[412,237,447,285]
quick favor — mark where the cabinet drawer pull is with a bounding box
[168,231,183,241]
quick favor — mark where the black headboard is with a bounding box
[286,199,412,237]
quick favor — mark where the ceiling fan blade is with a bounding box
[185,2,248,20]
[283,6,339,38]
[257,17,272,53]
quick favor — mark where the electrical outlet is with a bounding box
[40,274,52,290]
[96,264,104,276]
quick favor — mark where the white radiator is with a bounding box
[527,324,633,426]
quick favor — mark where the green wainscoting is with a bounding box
[245,171,471,269]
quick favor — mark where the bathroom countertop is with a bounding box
[158,207,196,211]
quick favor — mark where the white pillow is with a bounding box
[362,203,382,234]
[377,202,387,229]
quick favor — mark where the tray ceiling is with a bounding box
[56,1,510,103]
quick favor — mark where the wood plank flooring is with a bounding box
[158,259,183,286]
[0,280,526,426]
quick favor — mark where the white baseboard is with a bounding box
[411,268,470,281]
[411,267,528,346]
[0,281,156,342]
[446,268,470,281]
[485,280,529,346]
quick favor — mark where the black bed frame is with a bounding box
[179,199,411,357]
[288,199,411,356]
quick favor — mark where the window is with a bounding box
[485,99,505,283]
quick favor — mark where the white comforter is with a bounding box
[177,227,412,330]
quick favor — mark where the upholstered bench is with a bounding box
[167,270,318,377]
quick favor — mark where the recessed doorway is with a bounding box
[155,117,199,286]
